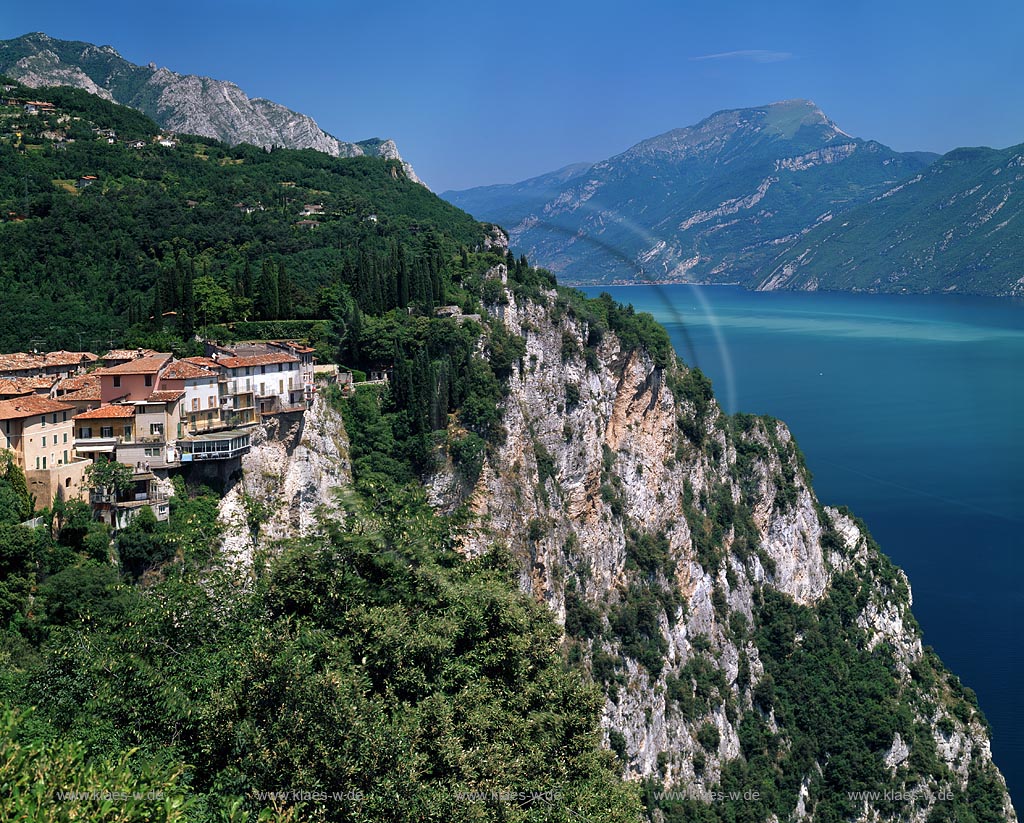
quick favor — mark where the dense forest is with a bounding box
[0,77,484,354]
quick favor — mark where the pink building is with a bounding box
[96,354,171,403]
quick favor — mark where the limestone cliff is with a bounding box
[426,275,1017,822]
[211,278,1014,820]
[218,394,350,565]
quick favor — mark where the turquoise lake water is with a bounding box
[586,285,1024,806]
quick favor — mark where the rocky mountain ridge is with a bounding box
[443,100,934,287]
[0,32,420,182]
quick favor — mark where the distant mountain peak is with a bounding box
[0,32,421,183]
[445,101,934,286]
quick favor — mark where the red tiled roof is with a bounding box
[56,374,100,392]
[0,376,56,394]
[73,404,136,420]
[0,353,42,373]
[103,348,156,362]
[145,390,185,402]
[43,350,98,367]
[183,356,222,370]
[160,361,216,380]
[218,353,299,369]
[95,354,171,375]
[60,386,103,402]
[0,396,73,420]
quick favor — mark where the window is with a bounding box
[150,423,164,436]
[192,398,199,411]
[124,425,132,438]
[42,436,46,447]
[100,426,113,438]
[41,456,46,469]
[208,396,215,408]
[52,413,57,424]
[63,450,68,464]
[145,374,153,387]
[65,477,71,488]
[62,411,67,422]
[40,415,45,427]
[79,426,92,438]
[113,376,121,388]
[35,457,39,469]
[63,432,67,443]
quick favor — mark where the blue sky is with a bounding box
[2,0,1022,191]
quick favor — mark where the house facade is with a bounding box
[0,396,88,508]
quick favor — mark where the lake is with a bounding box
[586,284,1024,806]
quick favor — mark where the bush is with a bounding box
[696,723,720,752]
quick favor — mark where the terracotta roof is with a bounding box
[73,404,136,420]
[0,376,56,395]
[60,386,103,402]
[183,356,222,370]
[56,374,100,392]
[96,354,171,375]
[160,361,216,380]
[218,353,299,369]
[104,348,156,361]
[0,396,74,420]
[145,390,185,402]
[43,350,98,367]
[0,350,97,372]
[0,353,41,373]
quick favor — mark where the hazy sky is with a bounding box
[2,0,1022,191]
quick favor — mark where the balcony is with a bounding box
[74,435,119,453]
[179,429,252,462]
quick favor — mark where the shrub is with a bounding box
[696,723,720,752]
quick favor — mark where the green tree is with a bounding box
[193,274,234,325]
[0,451,32,525]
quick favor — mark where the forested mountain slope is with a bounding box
[0,77,478,353]
[0,32,420,180]
[759,142,1024,295]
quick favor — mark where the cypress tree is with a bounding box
[180,258,196,337]
[278,260,293,320]
[256,261,280,320]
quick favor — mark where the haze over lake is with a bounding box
[588,285,1024,806]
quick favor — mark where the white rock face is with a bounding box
[218,395,350,565]
[426,288,1016,822]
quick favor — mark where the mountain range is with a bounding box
[0,32,420,182]
[445,101,1024,296]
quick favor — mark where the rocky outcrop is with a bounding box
[218,395,350,565]
[0,32,421,183]
[428,283,1017,822]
